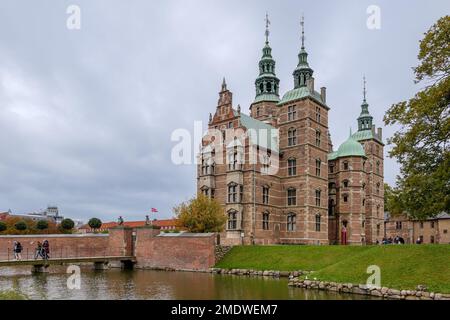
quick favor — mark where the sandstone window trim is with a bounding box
[343,193,349,203]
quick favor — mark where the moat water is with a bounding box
[0,266,375,300]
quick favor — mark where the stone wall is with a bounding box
[134,228,216,270]
[214,245,232,263]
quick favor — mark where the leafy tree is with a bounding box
[88,218,102,232]
[384,16,450,219]
[36,220,49,231]
[0,221,7,232]
[61,218,75,230]
[14,220,28,231]
[174,194,226,233]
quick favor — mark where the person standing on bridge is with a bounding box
[34,241,44,259]
[13,241,22,260]
[42,239,50,260]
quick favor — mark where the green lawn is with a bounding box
[215,245,450,293]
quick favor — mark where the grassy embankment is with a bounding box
[215,245,450,293]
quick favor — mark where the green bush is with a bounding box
[14,220,27,231]
[36,220,49,230]
[61,218,75,230]
[88,217,102,231]
[0,221,6,232]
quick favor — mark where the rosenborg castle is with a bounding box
[197,18,384,245]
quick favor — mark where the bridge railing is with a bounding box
[0,247,130,262]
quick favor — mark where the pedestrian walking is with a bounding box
[13,241,23,260]
[42,239,50,260]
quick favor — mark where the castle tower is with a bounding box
[276,16,329,244]
[250,13,280,125]
[351,77,384,244]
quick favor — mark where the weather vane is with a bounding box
[300,14,305,49]
[265,12,270,44]
[363,75,367,101]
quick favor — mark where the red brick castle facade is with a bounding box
[197,17,384,245]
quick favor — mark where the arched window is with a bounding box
[266,82,272,92]
[288,158,297,176]
[287,188,297,206]
[227,210,237,230]
[288,128,297,146]
[262,212,270,230]
[287,213,296,231]
[315,214,321,232]
[259,83,264,93]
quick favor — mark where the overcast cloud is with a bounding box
[0,0,448,222]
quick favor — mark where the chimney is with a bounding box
[320,87,326,104]
[377,127,383,141]
[306,77,315,92]
[371,125,376,136]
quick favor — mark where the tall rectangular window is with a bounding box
[288,105,296,121]
[287,189,296,206]
[262,212,269,230]
[316,159,321,176]
[288,128,297,146]
[316,130,321,147]
[262,186,269,204]
[228,185,237,203]
[288,158,297,176]
[228,211,237,230]
[315,106,321,123]
[287,214,296,231]
[315,190,321,207]
[315,214,321,232]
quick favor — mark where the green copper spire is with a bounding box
[293,15,313,88]
[357,76,373,131]
[253,13,280,103]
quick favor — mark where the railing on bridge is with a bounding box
[0,247,129,262]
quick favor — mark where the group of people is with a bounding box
[12,240,50,260]
[376,235,406,245]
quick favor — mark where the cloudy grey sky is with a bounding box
[0,1,448,222]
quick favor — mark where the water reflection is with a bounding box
[0,267,374,300]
